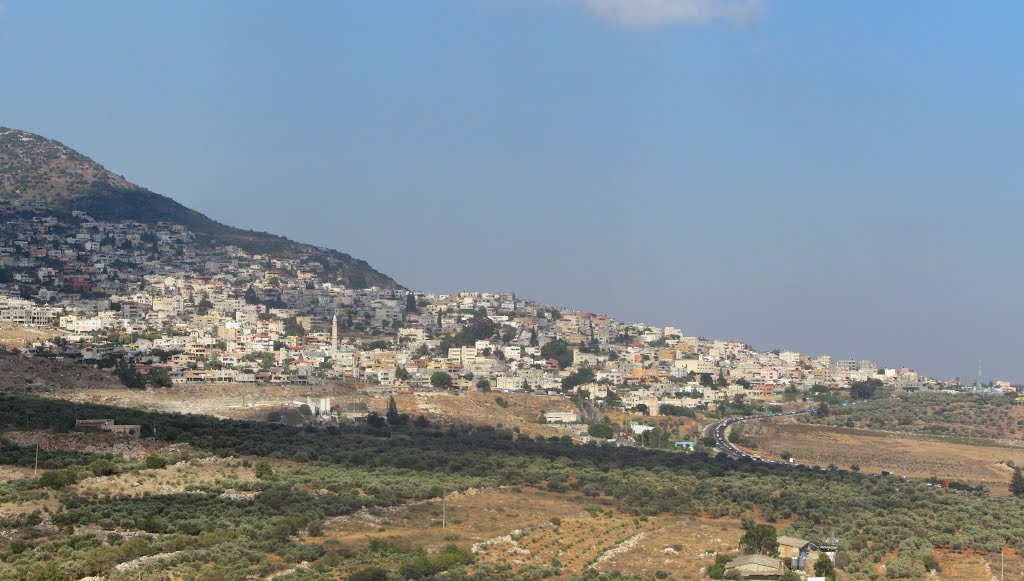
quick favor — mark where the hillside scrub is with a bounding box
[1,394,1024,578]
[801,392,1024,441]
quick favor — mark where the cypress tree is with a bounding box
[386,396,400,425]
[1010,467,1024,497]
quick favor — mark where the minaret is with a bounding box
[331,314,338,353]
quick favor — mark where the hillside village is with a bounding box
[0,204,1007,435]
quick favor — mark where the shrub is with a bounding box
[399,544,473,578]
[38,469,77,490]
[144,455,168,470]
[89,458,118,476]
[349,567,388,581]
[366,539,400,555]
[254,461,273,479]
[707,554,730,579]
[7,539,30,556]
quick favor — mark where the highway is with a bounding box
[705,403,961,484]
[705,408,810,467]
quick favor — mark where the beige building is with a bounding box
[723,554,785,579]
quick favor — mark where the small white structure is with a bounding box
[543,411,578,423]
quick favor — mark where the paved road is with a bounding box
[706,403,969,485]
[707,409,810,467]
[578,397,600,424]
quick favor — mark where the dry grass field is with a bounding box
[323,488,969,580]
[592,515,745,580]
[366,391,580,438]
[318,488,593,555]
[933,548,1024,581]
[0,350,678,441]
[313,486,755,579]
[0,326,64,349]
[740,419,1024,492]
[71,457,263,499]
[2,429,187,460]
[50,383,592,438]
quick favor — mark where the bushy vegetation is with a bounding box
[802,392,1023,441]
[1,393,1024,578]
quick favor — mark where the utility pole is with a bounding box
[441,492,446,529]
[34,441,38,477]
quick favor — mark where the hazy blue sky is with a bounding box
[1,1,1022,382]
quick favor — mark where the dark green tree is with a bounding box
[501,325,517,343]
[386,396,400,425]
[196,298,214,315]
[814,553,836,579]
[739,524,778,556]
[405,293,417,313]
[283,317,306,337]
[588,423,615,439]
[604,390,622,408]
[1011,467,1024,497]
[148,367,172,388]
[430,371,453,388]
[850,378,882,400]
[562,367,596,391]
[116,361,146,389]
[540,339,573,369]
[441,314,497,348]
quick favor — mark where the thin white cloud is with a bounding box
[582,0,763,28]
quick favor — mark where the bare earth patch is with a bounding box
[316,487,756,579]
[48,383,588,438]
[317,487,593,554]
[1,430,188,461]
[741,420,1024,492]
[594,516,745,580]
[73,457,258,499]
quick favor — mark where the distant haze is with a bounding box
[1,1,1021,382]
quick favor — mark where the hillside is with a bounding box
[2,392,1024,579]
[0,127,397,288]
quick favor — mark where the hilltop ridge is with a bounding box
[0,128,397,288]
